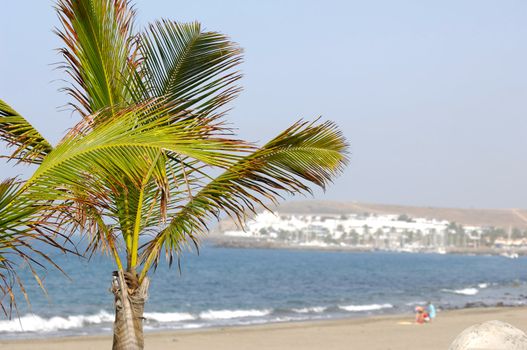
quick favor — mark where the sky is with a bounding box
[1,0,527,209]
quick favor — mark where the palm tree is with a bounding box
[1,0,349,349]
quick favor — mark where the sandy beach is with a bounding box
[1,307,526,349]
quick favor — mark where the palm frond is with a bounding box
[0,99,53,164]
[140,20,243,116]
[139,119,348,277]
[0,178,71,317]
[25,99,251,203]
[55,0,138,118]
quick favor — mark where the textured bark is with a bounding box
[111,270,150,350]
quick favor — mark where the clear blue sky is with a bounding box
[1,0,526,209]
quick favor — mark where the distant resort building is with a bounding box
[220,211,518,252]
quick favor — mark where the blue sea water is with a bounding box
[2,245,527,339]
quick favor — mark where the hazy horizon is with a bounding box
[1,0,526,209]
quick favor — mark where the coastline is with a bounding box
[209,236,526,256]
[2,306,526,349]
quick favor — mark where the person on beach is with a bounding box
[415,306,430,324]
[427,302,436,321]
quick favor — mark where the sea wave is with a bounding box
[405,301,427,306]
[442,288,479,296]
[199,309,272,320]
[292,306,327,314]
[338,303,393,312]
[144,312,196,322]
[0,308,277,333]
[0,310,113,333]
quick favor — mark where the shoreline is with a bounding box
[209,237,527,256]
[2,306,527,349]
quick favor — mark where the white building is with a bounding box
[223,210,483,251]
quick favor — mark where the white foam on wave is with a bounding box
[442,288,479,296]
[292,306,327,314]
[144,312,196,323]
[199,309,271,320]
[0,310,113,333]
[405,301,426,306]
[181,323,205,329]
[338,303,393,312]
[273,316,304,323]
[478,283,489,289]
[144,322,205,332]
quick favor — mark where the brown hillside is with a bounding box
[274,201,527,229]
[213,201,527,233]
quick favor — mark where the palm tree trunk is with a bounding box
[111,270,150,350]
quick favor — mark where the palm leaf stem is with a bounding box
[138,242,159,282]
[93,213,124,271]
[130,151,161,269]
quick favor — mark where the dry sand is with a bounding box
[1,307,526,349]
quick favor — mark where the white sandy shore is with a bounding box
[1,307,526,349]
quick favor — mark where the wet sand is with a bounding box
[1,307,526,349]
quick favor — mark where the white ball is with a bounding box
[449,320,527,350]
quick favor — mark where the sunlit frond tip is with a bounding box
[262,118,349,192]
[0,99,53,164]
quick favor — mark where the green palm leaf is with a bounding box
[25,100,250,201]
[0,178,70,316]
[0,99,53,164]
[139,119,348,278]
[55,0,138,118]
[140,20,243,116]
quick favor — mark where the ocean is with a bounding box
[2,245,527,339]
